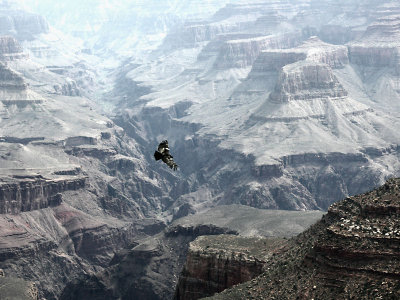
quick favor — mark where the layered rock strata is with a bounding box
[174,235,285,300]
[0,35,27,60]
[348,14,400,67]
[0,176,86,214]
[252,36,348,72]
[60,224,238,300]
[269,61,348,102]
[214,32,303,69]
[0,9,49,40]
[206,178,400,299]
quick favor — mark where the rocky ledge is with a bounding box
[0,274,38,300]
[0,36,27,60]
[205,178,400,299]
[174,235,286,300]
[214,32,302,69]
[0,175,86,214]
[269,61,348,102]
[348,14,400,68]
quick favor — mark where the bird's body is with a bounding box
[154,140,178,171]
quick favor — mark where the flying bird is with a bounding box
[154,140,178,171]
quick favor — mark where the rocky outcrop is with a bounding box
[0,10,49,40]
[269,61,348,102]
[349,45,399,67]
[348,14,400,67]
[0,61,26,90]
[0,176,86,214]
[0,35,27,60]
[214,32,303,69]
[251,50,307,72]
[60,224,239,300]
[174,235,285,300]
[164,22,237,48]
[206,178,400,300]
[53,79,82,96]
[0,202,145,298]
[253,36,349,72]
[0,276,38,300]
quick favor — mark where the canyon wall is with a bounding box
[205,178,400,299]
[174,235,285,300]
[0,176,85,214]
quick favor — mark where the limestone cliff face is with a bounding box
[0,36,27,60]
[0,176,85,214]
[269,61,348,102]
[253,36,349,72]
[349,45,399,67]
[60,224,238,300]
[174,235,285,300]
[214,32,302,69]
[164,22,237,48]
[0,62,26,90]
[0,10,49,40]
[206,178,400,300]
[348,15,400,67]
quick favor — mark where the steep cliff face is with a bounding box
[348,14,400,67]
[214,33,303,69]
[0,9,49,40]
[0,36,27,60]
[0,61,26,88]
[270,62,348,102]
[0,176,85,214]
[174,235,285,300]
[206,178,400,300]
[60,224,238,300]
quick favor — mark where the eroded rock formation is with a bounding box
[0,9,49,40]
[60,224,238,300]
[174,235,285,300]
[205,178,400,299]
[0,175,85,214]
[0,36,27,60]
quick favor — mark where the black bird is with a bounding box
[154,140,178,171]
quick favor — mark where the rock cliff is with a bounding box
[60,224,237,300]
[269,61,348,102]
[0,175,85,214]
[0,275,38,300]
[205,178,400,299]
[174,235,285,300]
[214,33,303,69]
[0,9,49,40]
[0,36,27,60]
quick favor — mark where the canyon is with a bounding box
[203,178,400,299]
[0,0,399,299]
